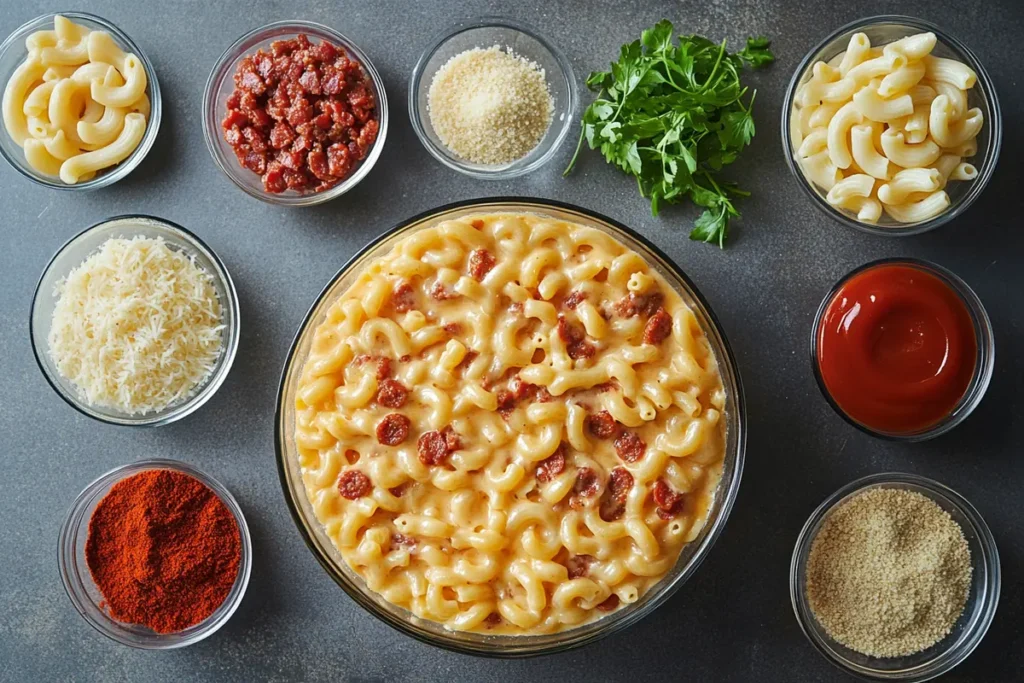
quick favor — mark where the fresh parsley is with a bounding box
[564,22,774,247]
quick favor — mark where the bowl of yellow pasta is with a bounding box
[0,12,160,190]
[783,16,1001,235]
[275,198,746,656]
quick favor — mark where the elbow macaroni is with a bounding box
[1,15,149,183]
[294,213,727,634]
[792,31,983,225]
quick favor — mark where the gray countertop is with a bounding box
[1,0,1021,681]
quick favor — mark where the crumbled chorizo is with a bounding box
[355,354,391,380]
[586,410,620,439]
[376,378,408,408]
[222,35,379,194]
[567,340,596,360]
[556,315,582,344]
[337,470,371,499]
[376,413,410,445]
[443,321,463,335]
[468,249,496,281]
[534,387,554,403]
[614,431,647,463]
[563,289,587,310]
[614,291,664,318]
[391,282,416,313]
[566,554,595,579]
[557,315,595,360]
[596,595,620,612]
[607,467,634,501]
[441,425,462,452]
[390,532,417,548]
[643,307,672,345]
[535,444,567,483]
[568,467,601,509]
[653,478,684,519]
[417,430,449,466]
[430,281,459,300]
[599,467,634,522]
[456,350,479,371]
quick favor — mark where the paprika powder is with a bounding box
[85,469,241,634]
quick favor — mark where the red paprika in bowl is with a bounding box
[86,469,241,633]
[59,460,252,648]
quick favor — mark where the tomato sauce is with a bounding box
[815,262,977,435]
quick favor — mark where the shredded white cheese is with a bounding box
[48,236,225,415]
[427,45,553,165]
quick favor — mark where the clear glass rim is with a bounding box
[407,16,578,180]
[28,214,241,426]
[789,472,1000,681]
[0,10,163,191]
[201,19,389,206]
[57,458,253,649]
[273,197,746,657]
[780,14,1003,237]
[809,257,994,442]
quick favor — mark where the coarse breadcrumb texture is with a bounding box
[427,45,553,165]
[48,236,225,415]
[805,488,972,658]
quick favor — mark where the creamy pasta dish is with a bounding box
[293,213,726,634]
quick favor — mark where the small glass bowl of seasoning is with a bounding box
[30,215,240,427]
[203,20,388,206]
[0,11,162,190]
[811,258,993,441]
[782,16,1001,236]
[59,459,252,649]
[790,472,1000,681]
[409,17,577,179]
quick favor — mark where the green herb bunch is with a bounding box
[564,20,774,247]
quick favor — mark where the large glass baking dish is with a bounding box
[274,198,746,656]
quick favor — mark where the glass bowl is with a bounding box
[0,11,162,190]
[30,215,240,426]
[59,459,252,649]
[782,15,1001,236]
[409,18,577,179]
[791,473,1000,681]
[202,20,388,206]
[274,198,746,656]
[810,258,994,442]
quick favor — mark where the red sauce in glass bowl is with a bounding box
[221,34,379,194]
[815,262,978,435]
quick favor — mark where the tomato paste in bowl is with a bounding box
[811,258,993,441]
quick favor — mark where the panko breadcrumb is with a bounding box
[805,488,972,658]
[427,46,553,165]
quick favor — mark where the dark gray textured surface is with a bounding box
[1,0,1021,681]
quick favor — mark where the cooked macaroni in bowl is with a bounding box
[791,30,983,225]
[1,15,150,184]
[292,212,727,634]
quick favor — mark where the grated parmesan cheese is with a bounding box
[48,236,225,415]
[427,45,553,165]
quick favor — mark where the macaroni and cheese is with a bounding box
[293,213,727,634]
[791,31,982,224]
[2,15,149,184]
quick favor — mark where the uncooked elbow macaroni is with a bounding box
[792,31,982,224]
[294,213,726,634]
[1,15,149,183]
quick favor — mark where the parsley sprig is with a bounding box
[564,21,774,247]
